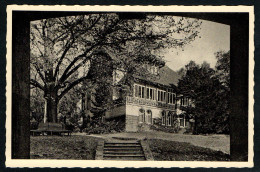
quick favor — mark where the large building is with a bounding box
[81,56,193,133]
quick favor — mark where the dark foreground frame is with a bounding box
[11,11,249,161]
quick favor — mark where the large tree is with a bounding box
[178,51,230,134]
[30,14,201,123]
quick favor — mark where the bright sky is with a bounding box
[164,19,230,71]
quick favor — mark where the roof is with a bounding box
[135,65,181,87]
[98,48,181,88]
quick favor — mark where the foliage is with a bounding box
[177,52,230,134]
[150,117,180,133]
[30,14,201,122]
[30,87,44,120]
[215,51,230,88]
[84,117,125,134]
[59,86,82,117]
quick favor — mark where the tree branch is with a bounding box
[59,57,90,86]
[53,15,103,80]
[54,38,74,79]
[58,18,121,83]
[58,75,90,100]
[31,63,46,84]
[30,79,45,90]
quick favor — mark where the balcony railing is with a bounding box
[126,96,176,110]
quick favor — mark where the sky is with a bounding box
[163,19,230,71]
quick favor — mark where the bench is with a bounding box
[30,122,72,136]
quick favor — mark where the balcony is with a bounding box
[126,96,175,110]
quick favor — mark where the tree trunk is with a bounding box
[44,69,59,123]
[44,99,47,123]
[43,95,59,123]
[46,94,58,123]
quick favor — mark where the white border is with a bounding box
[6,5,254,168]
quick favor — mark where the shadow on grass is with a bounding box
[30,135,103,160]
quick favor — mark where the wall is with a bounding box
[105,105,126,119]
[125,104,175,132]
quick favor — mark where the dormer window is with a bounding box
[154,66,158,75]
[144,64,158,75]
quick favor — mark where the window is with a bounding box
[179,115,185,128]
[146,87,156,100]
[158,90,166,102]
[167,92,176,104]
[181,97,189,106]
[139,109,145,123]
[167,113,171,126]
[134,84,145,98]
[154,66,158,75]
[145,64,158,75]
[162,111,166,125]
[147,110,152,124]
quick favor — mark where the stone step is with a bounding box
[104,144,141,147]
[106,141,139,144]
[105,142,140,145]
[104,147,142,151]
[104,151,143,155]
[104,146,141,150]
[103,156,146,161]
[104,149,142,153]
[101,141,146,160]
[103,154,145,160]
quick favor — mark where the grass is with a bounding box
[30,136,102,159]
[148,139,230,161]
[30,134,230,161]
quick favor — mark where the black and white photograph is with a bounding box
[6,5,254,168]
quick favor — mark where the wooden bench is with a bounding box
[30,122,72,136]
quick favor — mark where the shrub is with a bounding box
[30,121,38,130]
[85,116,125,134]
[151,118,180,133]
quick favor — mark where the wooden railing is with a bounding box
[126,96,176,109]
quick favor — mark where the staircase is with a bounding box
[103,141,146,160]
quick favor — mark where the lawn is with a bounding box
[30,134,230,161]
[147,139,230,161]
[30,136,102,159]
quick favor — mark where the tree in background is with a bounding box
[178,51,230,134]
[30,14,201,123]
[214,51,230,134]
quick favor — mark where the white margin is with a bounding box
[6,5,255,168]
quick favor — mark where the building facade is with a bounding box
[104,64,193,132]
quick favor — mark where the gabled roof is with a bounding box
[156,65,181,86]
[135,65,180,88]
